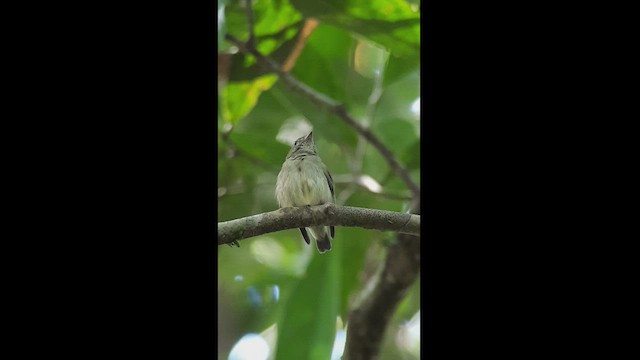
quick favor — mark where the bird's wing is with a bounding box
[324,168,336,239]
[324,168,335,202]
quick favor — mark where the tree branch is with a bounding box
[282,18,318,72]
[343,202,421,360]
[225,34,420,198]
[217,203,420,245]
[244,0,255,48]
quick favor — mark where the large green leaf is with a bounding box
[374,69,420,125]
[275,251,340,360]
[223,0,303,54]
[290,0,420,57]
[269,83,359,149]
[336,227,370,319]
[233,89,296,138]
[265,24,371,149]
[229,130,290,168]
[384,53,420,87]
[222,74,279,124]
[373,118,418,159]
[290,24,355,102]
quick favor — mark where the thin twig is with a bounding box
[244,0,255,48]
[256,21,303,42]
[282,18,319,72]
[225,34,420,198]
[332,175,412,202]
[345,52,388,203]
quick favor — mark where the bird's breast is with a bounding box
[276,157,331,207]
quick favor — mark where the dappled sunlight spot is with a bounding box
[250,238,285,267]
[331,329,347,360]
[260,284,280,305]
[411,98,420,118]
[248,235,312,276]
[276,117,313,146]
[331,316,346,360]
[358,174,383,193]
[395,310,420,357]
[260,323,278,358]
[228,333,270,360]
[234,275,244,282]
[246,286,262,308]
[354,39,388,79]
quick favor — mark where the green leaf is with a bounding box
[224,0,303,54]
[275,252,340,360]
[218,0,227,51]
[234,89,296,137]
[290,0,420,57]
[269,83,359,149]
[372,118,418,159]
[336,228,369,319]
[384,53,420,87]
[222,74,279,124]
[375,69,420,125]
[290,24,355,102]
[361,145,389,181]
[402,140,420,171]
[229,130,290,168]
[227,24,303,82]
[253,0,303,39]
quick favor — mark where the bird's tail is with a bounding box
[310,226,332,254]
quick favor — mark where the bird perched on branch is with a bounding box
[275,132,335,253]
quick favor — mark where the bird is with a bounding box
[275,131,335,253]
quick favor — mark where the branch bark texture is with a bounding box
[343,202,421,360]
[217,203,420,245]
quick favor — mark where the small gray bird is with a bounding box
[276,132,335,253]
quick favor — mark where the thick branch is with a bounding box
[217,203,420,245]
[225,34,420,198]
[343,202,421,360]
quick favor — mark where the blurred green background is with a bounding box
[218,0,420,359]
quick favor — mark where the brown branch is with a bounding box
[281,18,319,72]
[217,203,420,245]
[244,0,255,48]
[343,201,421,360]
[225,34,420,198]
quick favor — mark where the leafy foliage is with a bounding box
[218,0,420,359]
